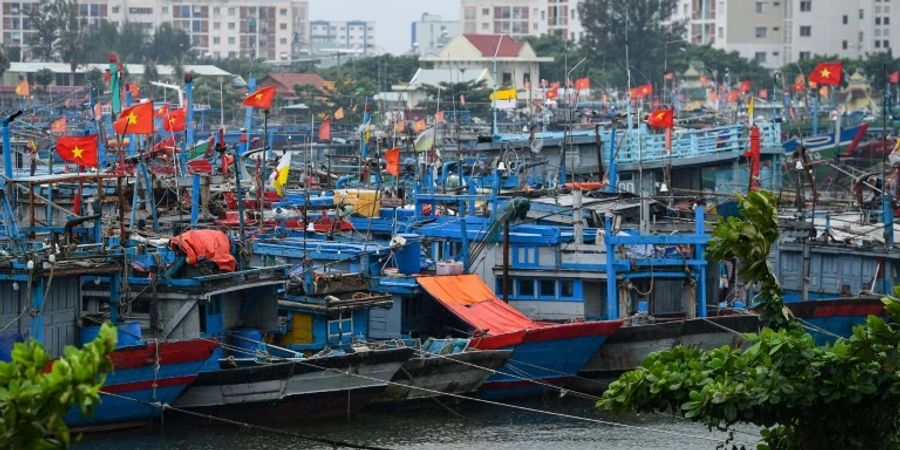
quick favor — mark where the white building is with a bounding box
[671,0,717,45]
[460,0,547,38]
[547,0,584,41]
[410,13,459,55]
[308,19,375,55]
[714,0,896,69]
[0,0,309,63]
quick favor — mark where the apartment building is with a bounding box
[546,0,584,41]
[460,0,547,38]
[308,20,375,55]
[410,13,459,55]
[0,0,309,62]
[714,0,897,69]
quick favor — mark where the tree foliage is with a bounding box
[524,34,572,85]
[670,45,772,94]
[34,68,55,89]
[598,191,900,450]
[579,0,686,87]
[0,323,117,448]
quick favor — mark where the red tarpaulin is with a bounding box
[417,274,538,335]
[169,230,236,272]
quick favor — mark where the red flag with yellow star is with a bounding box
[242,85,276,109]
[113,102,154,135]
[808,62,842,86]
[55,135,99,168]
[162,107,187,132]
[646,109,674,129]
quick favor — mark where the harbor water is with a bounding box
[75,397,759,449]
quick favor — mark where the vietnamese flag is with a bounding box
[318,115,331,141]
[808,62,842,86]
[759,88,769,99]
[890,71,900,84]
[56,135,99,168]
[435,111,445,123]
[739,80,752,93]
[575,77,590,90]
[162,107,187,132]
[50,116,67,134]
[630,83,653,99]
[155,104,170,116]
[242,85,276,109]
[646,109,674,129]
[545,86,559,100]
[385,147,400,176]
[113,102,154,135]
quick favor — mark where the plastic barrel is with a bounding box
[0,332,22,362]
[637,301,649,314]
[395,234,422,275]
[80,322,143,348]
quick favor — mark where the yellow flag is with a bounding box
[271,152,291,196]
[334,107,345,120]
[489,88,517,101]
[748,97,754,124]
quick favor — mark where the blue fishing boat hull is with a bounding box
[65,339,218,428]
[470,321,622,399]
[787,298,885,345]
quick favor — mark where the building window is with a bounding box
[539,280,556,297]
[228,7,236,16]
[887,17,892,24]
[755,1,768,13]
[213,22,219,30]
[800,0,811,11]
[876,40,882,47]
[560,280,574,298]
[482,8,490,15]
[799,51,811,59]
[213,37,220,44]
[111,6,119,13]
[518,279,534,297]
[228,37,235,44]
[755,27,767,38]
[885,40,891,47]
[843,15,848,24]
[213,6,219,15]
[280,8,287,15]
[161,6,168,14]
[228,22,235,30]
[877,17,882,25]
[799,26,811,36]
[280,23,287,30]
[481,22,489,30]
[842,40,848,49]
[280,38,287,44]
[755,51,767,62]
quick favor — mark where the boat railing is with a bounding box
[615,122,781,164]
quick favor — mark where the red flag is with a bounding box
[646,109,674,129]
[794,81,805,92]
[435,111,445,123]
[759,88,769,99]
[155,104,170,116]
[459,94,466,106]
[890,71,900,84]
[739,80,752,93]
[630,83,653,99]
[575,77,590,90]
[162,108,187,132]
[113,102,154,135]
[385,147,400,176]
[699,75,709,86]
[242,85,277,109]
[128,83,140,98]
[728,90,739,103]
[55,135,99,167]
[663,72,675,81]
[545,86,558,100]
[414,119,427,132]
[808,62,842,86]
[318,115,331,141]
[50,116,67,134]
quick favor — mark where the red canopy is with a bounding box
[417,274,538,335]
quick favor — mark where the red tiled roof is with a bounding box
[260,73,329,96]
[462,34,524,58]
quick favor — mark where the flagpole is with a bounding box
[259,108,270,231]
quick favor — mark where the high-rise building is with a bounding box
[460,0,547,38]
[671,0,717,45]
[410,13,459,55]
[308,19,376,55]
[546,0,583,41]
[0,0,310,63]
[713,0,894,70]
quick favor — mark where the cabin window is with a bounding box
[560,280,574,298]
[327,310,353,342]
[539,279,556,297]
[514,246,538,267]
[518,279,535,297]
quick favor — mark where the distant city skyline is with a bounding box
[309,0,459,54]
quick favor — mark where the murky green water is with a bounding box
[76,397,759,449]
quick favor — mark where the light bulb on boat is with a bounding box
[795,160,804,170]
[659,183,669,193]
[12,282,18,291]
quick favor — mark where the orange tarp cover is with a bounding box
[417,274,538,335]
[169,230,236,272]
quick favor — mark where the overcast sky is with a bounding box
[309,0,460,54]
